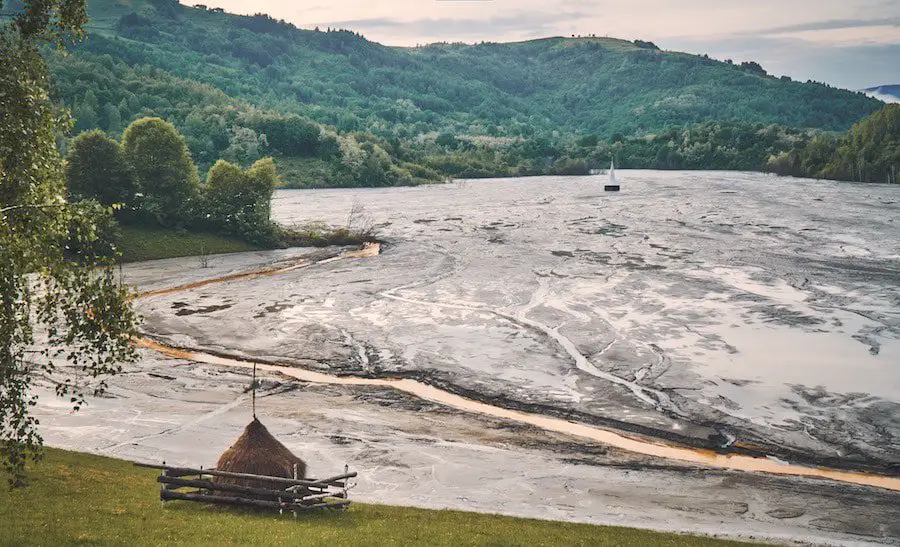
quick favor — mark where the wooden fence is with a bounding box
[136,463,356,514]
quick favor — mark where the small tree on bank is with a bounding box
[65,130,137,208]
[122,117,200,226]
[204,157,278,243]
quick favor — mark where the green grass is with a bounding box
[280,221,377,247]
[116,225,261,263]
[0,448,761,546]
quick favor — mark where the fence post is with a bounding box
[292,463,299,519]
[160,468,168,507]
[343,464,349,506]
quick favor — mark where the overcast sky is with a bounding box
[189,0,900,90]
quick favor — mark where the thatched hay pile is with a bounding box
[213,418,307,494]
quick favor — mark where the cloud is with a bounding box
[320,10,589,41]
[759,16,900,35]
[866,90,900,103]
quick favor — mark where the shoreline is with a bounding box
[137,336,900,492]
[33,343,899,546]
[273,169,900,192]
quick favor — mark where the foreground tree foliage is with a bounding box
[0,1,139,487]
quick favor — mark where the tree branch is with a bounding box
[0,203,67,214]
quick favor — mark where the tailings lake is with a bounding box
[37,171,900,545]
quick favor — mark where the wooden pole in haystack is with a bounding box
[252,362,257,419]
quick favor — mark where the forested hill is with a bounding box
[57,0,880,143]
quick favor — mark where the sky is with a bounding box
[188,0,900,90]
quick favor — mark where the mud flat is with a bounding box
[144,171,899,470]
[34,349,900,545]
[34,171,900,544]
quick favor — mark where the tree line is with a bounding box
[389,121,811,179]
[767,104,900,184]
[66,117,280,248]
[61,101,899,193]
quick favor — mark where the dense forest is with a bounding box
[62,0,879,136]
[3,0,895,187]
[768,104,900,184]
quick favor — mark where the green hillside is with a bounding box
[4,0,887,186]
[769,103,900,183]
[67,0,878,141]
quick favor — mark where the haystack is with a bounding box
[213,418,307,495]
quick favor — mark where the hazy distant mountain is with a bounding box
[863,85,900,104]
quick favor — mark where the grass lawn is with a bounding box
[0,448,761,546]
[116,225,261,263]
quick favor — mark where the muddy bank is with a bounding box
[33,348,900,545]
[137,336,900,491]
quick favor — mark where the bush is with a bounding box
[202,157,278,243]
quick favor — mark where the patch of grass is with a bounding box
[0,448,761,546]
[279,222,377,248]
[116,225,261,263]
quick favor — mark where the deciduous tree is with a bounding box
[121,117,200,226]
[65,130,136,208]
[203,157,277,242]
[1,0,139,487]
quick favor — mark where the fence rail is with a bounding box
[139,463,355,514]
[160,490,350,511]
